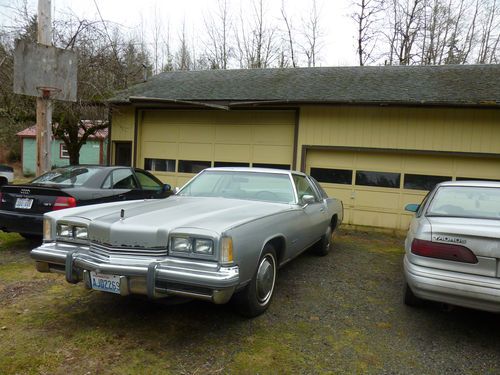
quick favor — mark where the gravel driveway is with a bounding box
[1,229,500,374]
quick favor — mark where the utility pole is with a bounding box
[36,0,52,176]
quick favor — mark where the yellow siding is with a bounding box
[298,106,500,166]
[110,107,135,164]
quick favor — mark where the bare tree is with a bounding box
[300,0,323,67]
[175,21,192,70]
[203,0,232,69]
[352,0,385,65]
[235,0,279,68]
[280,0,297,67]
[476,0,499,63]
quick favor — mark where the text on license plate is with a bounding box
[90,272,121,294]
[15,198,34,209]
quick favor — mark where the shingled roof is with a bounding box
[110,65,500,108]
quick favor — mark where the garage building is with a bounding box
[109,65,500,230]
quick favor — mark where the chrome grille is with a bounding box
[89,242,168,258]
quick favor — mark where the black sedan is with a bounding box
[0,165,172,239]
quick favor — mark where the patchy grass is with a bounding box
[0,228,500,374]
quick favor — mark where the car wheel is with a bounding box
[403,283,424,307]
[313,225,332,256]
[234,244,277,318]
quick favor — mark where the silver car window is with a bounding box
[427,186,500,219]
[178,171,295,203]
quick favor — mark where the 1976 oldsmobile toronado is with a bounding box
[31,168,343,316]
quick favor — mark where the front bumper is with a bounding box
[0,210,43,235]
[31,242,240,304]
[404,255,500,313]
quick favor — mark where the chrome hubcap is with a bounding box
[256,254,276,305]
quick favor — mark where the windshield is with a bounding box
[178,170,295,204]
[427,186,500,220]
[31,166,100,186]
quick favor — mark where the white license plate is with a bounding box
[15,198,34,209]
[90,272,121,294]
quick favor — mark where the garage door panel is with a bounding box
[142,123,179,142]
[142,142,178,159]
[404,155,453,174]
[352,210,398,228]
[214,144,251,161]
[306,150,355,168]
[355,152,403,170]
[321,186,352,205]
[178,143,213,160]
[253,145,293,164]
[454,157,500,179]
[354,189,401,210]
[179,125,215,142]
[215,125,253,143]
[253,126,294,145]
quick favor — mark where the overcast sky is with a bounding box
[0,0,360,66]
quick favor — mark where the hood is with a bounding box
[81,196,290,248]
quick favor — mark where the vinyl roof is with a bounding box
[110,65,500,108]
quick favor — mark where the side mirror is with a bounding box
[405,203,419,212]
[301,194,316,206]
[161,183,171,192]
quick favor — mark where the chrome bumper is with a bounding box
[31,242,240,304]
[404,255,500,313]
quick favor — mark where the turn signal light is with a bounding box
[53,196,77,211]
[411,239,478,264]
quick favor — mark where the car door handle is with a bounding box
[118,194,126,200]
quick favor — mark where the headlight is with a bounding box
[73,226,88,240]
[57,223,72,238]
[56,223,89,241]
[171,237,192,252]
[194,239,213,255]
[43,218,53,241]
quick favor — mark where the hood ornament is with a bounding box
[120,209,125,220]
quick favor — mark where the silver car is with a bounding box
[404,181,500,312]
[31,168,343,317]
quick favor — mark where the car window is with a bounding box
[426,186,500,220]
[111,169,138,189]
[293,174,320,202]
[310,176,329,199]
[31,167,100,186]
[416,192,430,217]
[135,170,162,190]
[178,171,295,203]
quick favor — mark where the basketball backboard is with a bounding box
[13,40,77,102]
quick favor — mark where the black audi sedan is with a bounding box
[0,165,172,239]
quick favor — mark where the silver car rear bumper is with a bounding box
[31,242,239,304]
[404,255,500,313]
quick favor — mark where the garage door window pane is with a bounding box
[310,167,352,184]
[144,158,175,172]
[214,161,250,167]
[404,174,451,191]
[356,171,400,188]
[178,160,212,174]
[252,163,291,170]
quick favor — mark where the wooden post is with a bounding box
[36,0,52,176]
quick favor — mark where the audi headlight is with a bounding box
[194,239,213,255]
[57,223,72,238]
[171,237,192,252]
[73,226,88,240]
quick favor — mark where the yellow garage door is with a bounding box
[306,149,500,230]
[139,110,295,187]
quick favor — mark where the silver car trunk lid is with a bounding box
[428,217,500,277]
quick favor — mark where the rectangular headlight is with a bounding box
[194,239,213,255]
[171,237,192,252]
[73,226,88,240]
[57,223,72,238]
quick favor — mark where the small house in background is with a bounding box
[17,122,108,176]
